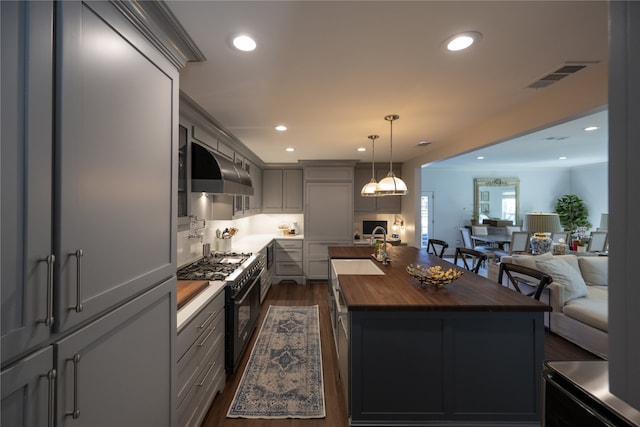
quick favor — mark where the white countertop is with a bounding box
[177,280,226,331]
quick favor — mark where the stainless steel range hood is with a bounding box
[191,142,254,195]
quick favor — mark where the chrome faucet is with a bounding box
[370,226,389,264]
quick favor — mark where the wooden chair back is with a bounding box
[427,239,449,258]
[498,263,553,300]
[454,247,487,274]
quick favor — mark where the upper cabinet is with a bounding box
[354,165,402,213]
[262,169,303,213]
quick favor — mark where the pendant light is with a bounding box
[360,134,379,196]
[376,114,408,196]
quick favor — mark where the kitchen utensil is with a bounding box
[216,229,221,238]
[203,243,211,257]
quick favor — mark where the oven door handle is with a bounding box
[234,270,263,305]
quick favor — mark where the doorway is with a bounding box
[420,191,434,249]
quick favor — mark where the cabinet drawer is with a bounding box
[276,239,302,249]
[276,248,302,262]
[178,344,225,427]
[177,292,225,361]
[276,261,303,276]
[177,309,224,406]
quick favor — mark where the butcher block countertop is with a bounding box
[328,245,550,313]
[176,280,209,309]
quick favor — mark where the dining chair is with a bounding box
[587,231,608,252]
[498,262,553,301]
[471,225,489,236]
[426,239,449,258]
[459,227,498,263]
[509,231,530,254]
[505,225,521,236]
[454,247,487,274]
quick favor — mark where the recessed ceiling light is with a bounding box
[357,147,366,152]
[477,156,485,160]
[444,31,482,52]
[232,34,256,52]
[285,147,295,152]
[559,156,568,160]
[584,126,599,131]
[275,125,287,132]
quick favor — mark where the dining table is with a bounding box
[471,233,512,249]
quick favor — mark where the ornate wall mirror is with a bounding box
[474,178,520,225]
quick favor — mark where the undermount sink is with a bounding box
[331,259,385,275]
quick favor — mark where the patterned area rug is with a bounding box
[227,305,325,419]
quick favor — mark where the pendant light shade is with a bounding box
[360,135,379,197]
[376,114,408,196]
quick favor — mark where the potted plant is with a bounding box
[555,194,592,234]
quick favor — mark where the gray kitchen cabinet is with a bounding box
[274,239,304,283]
[55,0,178,333]
[1,346,55,427]
[2,1,195,426]
[262,168,303,212]
[303,164,355,280]
[354,166,402,213]
[1,0,55,365]
[55,279,175,427]
[177,289,225,427]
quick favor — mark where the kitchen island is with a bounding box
[329,245,550,427]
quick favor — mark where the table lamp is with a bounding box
[524,213,562,254]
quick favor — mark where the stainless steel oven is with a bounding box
[225,255,264,373]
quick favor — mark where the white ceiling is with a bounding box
[167,1,609,166]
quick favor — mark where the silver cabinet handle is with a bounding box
[197,327,216,347]
[65,354,81,419]
[196,361,216,387]
[197,311,216,329]
[38,254,55,327]
[40,369,56,427]
[68,250,83,312]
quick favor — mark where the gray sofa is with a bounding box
[500,253,608,359]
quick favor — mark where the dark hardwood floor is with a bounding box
[199,283,601,427]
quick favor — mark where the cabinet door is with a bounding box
[305,182,353,241]
[1,1,54,363]
[55,278,176,427]
[1,346,54,427]
[55,1,177,332]
[283,169,304,211]
[262,169,284,211]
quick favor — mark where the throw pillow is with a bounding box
[535,258,588,302]
[512,252,553,270]
[578,257,608,287]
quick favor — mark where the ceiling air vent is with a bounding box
[526,62,597,89]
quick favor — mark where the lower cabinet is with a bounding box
[274,239,304,283]
[177,289,225,427]
[55,279,176,427]
[1,346,54,427]
[1,279,176,427]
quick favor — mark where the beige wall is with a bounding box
[401,67,608,247]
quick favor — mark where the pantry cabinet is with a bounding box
[1,0,55,364]
[302,163,355,280]
[2,1,198,426]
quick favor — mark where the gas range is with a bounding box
[177,251,263,294]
